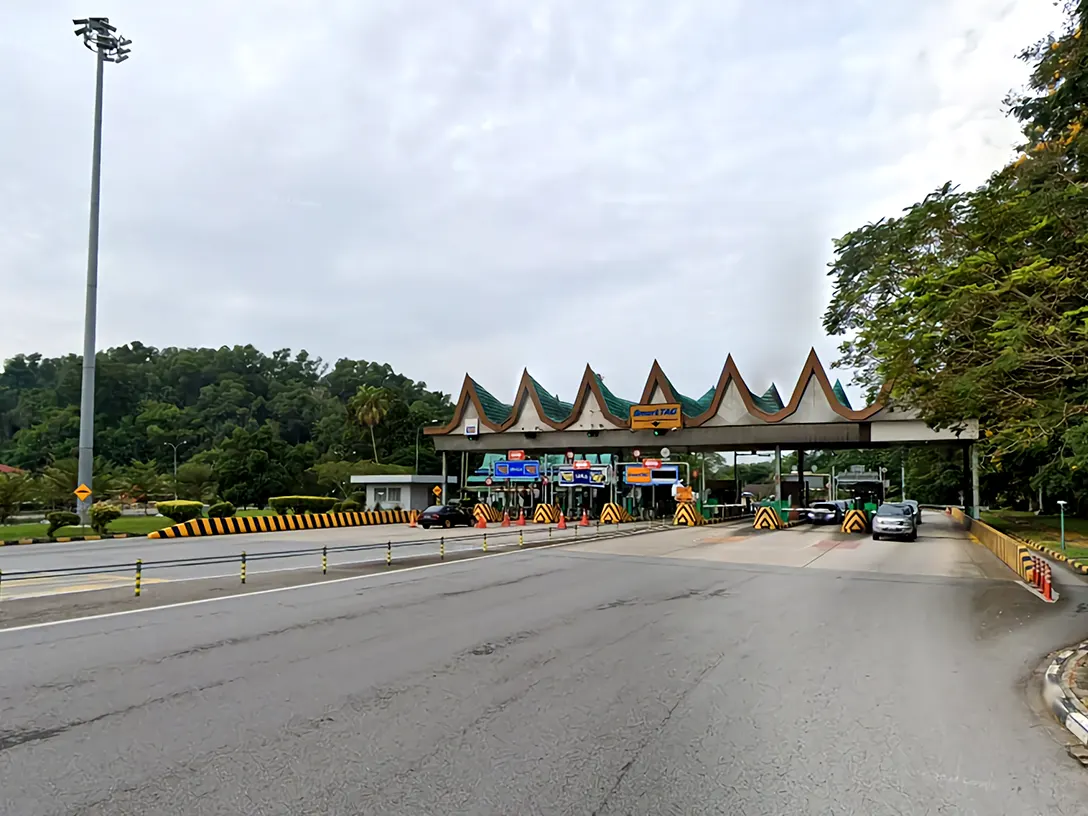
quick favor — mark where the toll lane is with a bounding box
[2,527,1087,814]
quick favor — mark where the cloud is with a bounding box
[0,0,1064,407]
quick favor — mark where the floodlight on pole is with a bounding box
[73,17,132,524]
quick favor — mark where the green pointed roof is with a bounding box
[750,384,784,413]
[832,379,852,410]
[470,379,513,424]
[594,374,635,418]
[526,375,573,423]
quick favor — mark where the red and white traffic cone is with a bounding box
[579,510,590,527]
[557,513,567,530]
[475,513,488,529]
[408,510,417,528]
[501,511,511,527]
[516,510,526,527]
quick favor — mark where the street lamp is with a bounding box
[1057,500,1068,551]
[73,18,132,524]
[415,420,440,474]
[164,441,186,500]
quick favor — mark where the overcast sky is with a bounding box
[1,0,1063,407]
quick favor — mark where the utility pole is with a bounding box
[164,441,185,500]
[73,17,131,524]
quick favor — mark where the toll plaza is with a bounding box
[425,350,980,523]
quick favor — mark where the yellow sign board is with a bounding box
[74,483,92,502]
[629,403,683,430]
[676,486,694,502]
[432,486,442,497]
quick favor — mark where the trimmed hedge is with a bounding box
[269,496,338,515]
[330,501,344,513]
[340,499,361,512]
[89,503,122,535]
[208,501,236,518]
[47,510,80,537]
[156,500,204,523]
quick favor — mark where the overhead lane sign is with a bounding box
[493,460,541,480]
[629,403,683,430]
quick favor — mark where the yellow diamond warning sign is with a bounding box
[74,483,92,502]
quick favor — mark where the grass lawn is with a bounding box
[981,509,1088,562]
[1,515,176,542]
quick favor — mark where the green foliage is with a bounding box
[88,502,121,535]
[156,499,204,523]
[0,472,33,524]
[824,2,1088,514]
[350,491,366,506]
[0,345,453,485]
[340,499,361,512]
[123,459,164,505]
[347,386,394,463]
[268,495,339,515]
[46,511,80,537]
[208,501,236,518]
[330,500,344,513]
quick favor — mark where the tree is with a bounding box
[0,472,32,524]
[174,461,217,503]
[123,460,164,511]
[348,386,393,463]
[823,1,1088,514]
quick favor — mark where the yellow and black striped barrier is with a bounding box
[533,504,560,524]
[148,509,412,539]
[841,509,869,534]
[473,503,503,524]
[674,502,707,527]
[600,502,635,524]
[753,506,782,530]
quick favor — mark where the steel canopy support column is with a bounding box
[797,449,806,509]
[441,452,448,505]
[970,443,980,520]
[774,446,782,504]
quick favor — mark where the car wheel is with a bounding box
[909,531,917,541]
[872,533,881,541]
[443,519,452,529]
[420,523,430,530]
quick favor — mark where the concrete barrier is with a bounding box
[673,502,706,526]
[473,504,503,524]
[753,506,782,530]
[532,504,560,524]
[949,507,1031,580]
[148,510,410,539]
[600,503,634,524]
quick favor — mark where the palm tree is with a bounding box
[348,386,392,463]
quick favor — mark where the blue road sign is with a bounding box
[493,460,541,480]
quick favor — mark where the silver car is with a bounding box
[872,503,917,541]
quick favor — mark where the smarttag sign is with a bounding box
[493,460,541,480]
[557,467,608,488]
[629,403,683,430]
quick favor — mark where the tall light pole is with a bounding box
[164,441,185,500]
[1057,500,1068,552]
[73,18,131,524]
[415,420,440,474]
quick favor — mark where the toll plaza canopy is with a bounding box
[425,349,979,453]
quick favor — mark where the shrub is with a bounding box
[156,499,204,523]
[46,511,80,538]
[340,499,361,512]
[330,501,344,513]
[268,496,338,515]
[208,501,236,518]
[89,503,122,535]
[350,491,366,507]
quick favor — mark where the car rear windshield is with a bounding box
[423,506,445,513]
[876,504,908,516]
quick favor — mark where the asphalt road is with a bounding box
[2,520,1088,814]
[0,521,595,599]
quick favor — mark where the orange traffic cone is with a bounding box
[408,510,417,528]
[475,513,488,529]
[501,511,511,527]
[557,513,567,530]
[579,510,590,527]
[516,510,526,526]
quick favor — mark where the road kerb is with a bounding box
[1043,644,1088,748]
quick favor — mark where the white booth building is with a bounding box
[348,475,459,512]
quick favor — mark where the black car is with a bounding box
[418,504,475,529]
[807,501,845,524]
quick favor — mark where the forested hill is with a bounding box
[0,343,454,477]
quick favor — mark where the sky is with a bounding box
[0,0,1065,408]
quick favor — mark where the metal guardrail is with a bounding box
[0,520,674,598]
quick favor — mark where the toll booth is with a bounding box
[834,467,887,513]
[620,462,682,519]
